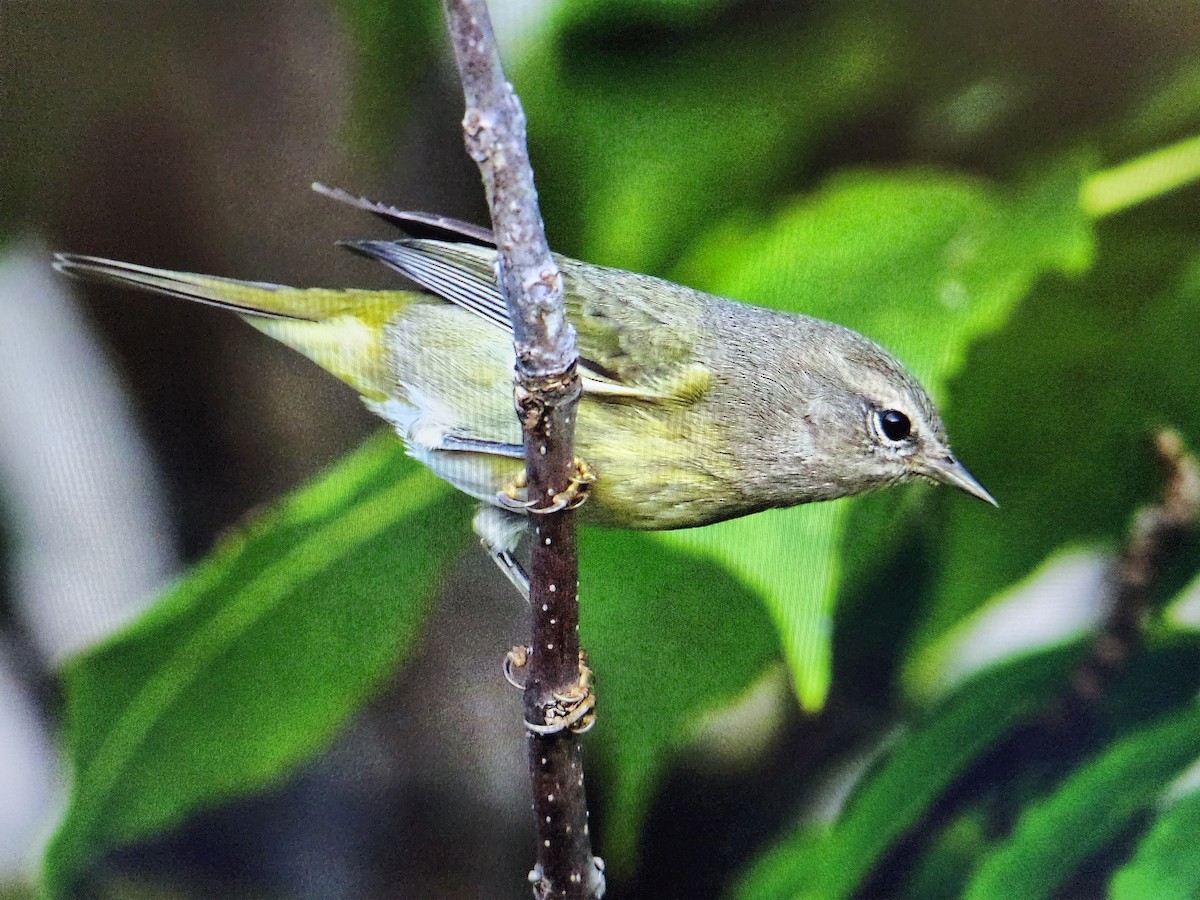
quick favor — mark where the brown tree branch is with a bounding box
[1057,429,1200,722]
[441,2,604,897]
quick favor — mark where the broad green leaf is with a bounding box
[580,527,780,866]
[1111,787,1200,900]
[910,242,1200,688]
[734,645,1080,900]
[678,166,1093,392]
[660,503,848,711]
[730,824,828,900]
[44,433,469,899]
[965,704,1200,900]
[671,167,1092,708]
[520,8,901,271]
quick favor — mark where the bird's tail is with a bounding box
[52,253,415,400]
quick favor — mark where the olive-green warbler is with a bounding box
[55,186,994,585]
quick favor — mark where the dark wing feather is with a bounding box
[313,183,495,246]
[341,240,510,332]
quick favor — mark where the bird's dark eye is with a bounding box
[880,409,911,441]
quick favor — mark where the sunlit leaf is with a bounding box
[1111,787,1200,900]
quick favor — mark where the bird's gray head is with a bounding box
[750,316,995,507]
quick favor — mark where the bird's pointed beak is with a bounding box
[920,454,998,507]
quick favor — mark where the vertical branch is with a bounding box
[441,2,604,898]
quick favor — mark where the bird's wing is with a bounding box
[312,183,496,246]
[341,239,712,404]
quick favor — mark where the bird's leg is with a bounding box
[495,458,596,514]
[505,648,597,734]
[502,645,598,737]
[491,547,531,601]
[473,505,530,601]
[496,468,531,511]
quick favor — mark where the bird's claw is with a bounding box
[496,470,535,511]
[495,459,596,515]
[526,652,596,735]
[503,645,530,689]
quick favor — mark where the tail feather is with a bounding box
[53,252,416,400]
[52,254,316,321]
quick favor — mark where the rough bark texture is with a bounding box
[442,2,603,897]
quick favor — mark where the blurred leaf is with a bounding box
[580,527,780,866]
[660,502,849,711]
[520,7,902,271]
[900,807,992,900]
[1112,59,1200,152]
[730,824,828,900]
[734,645,1080,900]
[908,546,1107,700]
[964,704,1200,900]
[680,165,1093,390]
[1165,567,1200,630]
[333,0,444,162]
[908,239,1200,690]
[669,166,1092,708]
[1111,787,1200,900]
[43,433,468,899]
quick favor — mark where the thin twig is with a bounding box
[441,2,604,897]
[1059,429,1200,720]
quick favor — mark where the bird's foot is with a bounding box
[496,459,596,515]
[526,651,596,736]
[503,645,530,689]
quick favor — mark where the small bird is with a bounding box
[54,185,994,592]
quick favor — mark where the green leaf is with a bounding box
[734,646,1080,900]
[730,824,828,900]
[671,167,1092,708]
[580,527,780,866]
[519,7,901,272]
[965,704,1200,900]
[555,0,736,26]
[660,503,849,711]
[679,166,1094,392]
[900,808,993,900]
[1112,787,1200,900]
[909,239,1200,688]
[43,433,469,899]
